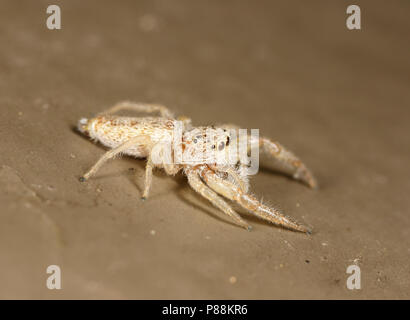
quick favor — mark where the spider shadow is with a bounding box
[71,124,86,139]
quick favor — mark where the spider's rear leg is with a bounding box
[99,101,174,119]
[80,135,150,181]
[81,137,156,202]
[218,124,317,189]
[185,168,252,230]
[201,168,312,233]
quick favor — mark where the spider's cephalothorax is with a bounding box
[181,127,234,165]
[78,101,317,233]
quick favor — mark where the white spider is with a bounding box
[77,101,317,233]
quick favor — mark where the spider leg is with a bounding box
[80,135,149,181]
[218,123,317,189]
[200,168,312,233]
[141,156,153,200]
[226,167,249,192]
[185,168,252,230]
[99,101,174,119]
[258,137,317,189]
[142,140,184,200]
[209,165,249,192]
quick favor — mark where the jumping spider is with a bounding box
[77,101,317,233]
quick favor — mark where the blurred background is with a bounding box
[0,0,409,299]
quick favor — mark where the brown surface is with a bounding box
[0,0,409,299]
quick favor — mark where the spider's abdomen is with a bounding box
[79,115,175,158]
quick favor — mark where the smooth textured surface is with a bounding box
[0,0,409,299]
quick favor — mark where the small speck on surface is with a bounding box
[229,276,237,284]
[305,260,310,264]
[150,230,156,236]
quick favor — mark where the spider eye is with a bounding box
[193,139,197,143]
[218,142,225,151]
[211,145,216,149]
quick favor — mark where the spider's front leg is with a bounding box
[258,137,317,189]
[208,164,249,193]
[185,167,252,230]
[201,168,312,233]
[219,124,317,189]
